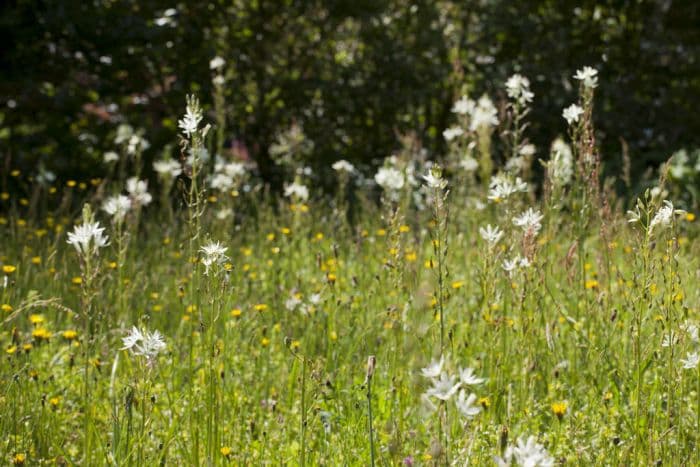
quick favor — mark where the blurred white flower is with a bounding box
[210,173,234,191]
[426,372,461,401]
[375,167,405,192]
[332,159,356,173]
[102,195,131,223]
[104,151,119,163]
[153,159,182,178]
[178,102,203,137]
[495,435,554,467]
[574,66,598,89]
[505,74,534,105]
[284,182,310,201]
[121,326,166,365]
[513,208,544,234]
[209,56,226,70]
[455,391,481,419]
[126,177,152,207]
[460,156,479,172]
[420,356,445,379]
[470,95,499,131]
[649,200,685,235]
[422,170,447,190]
[442,126,464,142]
[549,138,574,186]
[562,104,584,125]
[479,224,503,246]
[67,221,109,257]
[488,175,528,202]
[200,241,229,275]
[452,96,475,115]
[681,351,700,370]
[459,367,485,385]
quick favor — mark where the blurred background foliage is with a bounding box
[1,0,698,190]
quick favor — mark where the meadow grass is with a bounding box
[1,71,700,465]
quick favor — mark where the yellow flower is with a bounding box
[254,304,268,312]
[220,446,232,457]
[405,251,417,262]
[686,212,696,222]
[376,229,386,237]
[231,308,242,318]
[32,327,52,341]
[5,345,17,355]
[479,397,491,408]
[330,331,337,341]
[327,273,337,284]
[29,314,45,325]
[3,265,16,274]
[71,276,82,285]
[399,225,411,233]
[1,303,13,313]
[66,180,76,187]
[62,330,78,341]
[261,337,270,347]
[12,453,26,465]
[31,256,41,265]
[584,279,598,289]
[551,401,568,420]
[451,280,465,290]
[49,396,60,409]
[280,227,291,235]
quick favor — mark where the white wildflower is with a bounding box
[102,195,131,223]
[681,351,700,370]
[513,208,544,234]
[455,391,481,419]
[153,159,182,178]
[104,151,119,164]
[649,200,684,235]
[459,156,479,172]
[426,372,461,401]
[442,126,464,142]
[422,170,447,190]
[332,159,356,173]
[574,66,598,89]
[470,95,499,131]
[479,224,503,247]
[209,56,226,70]
[121,326,166,365]
[374,167,405,192]
[126,177,152,207]
[562,104,584,125]
[495,435,555,467]
[451,96,475,115]
[505,74,534,105]
[459,367,485,385]
[178,102,203,137]
[200,241,229,275]
[421,356,445,379]
[66,221,109,257]
[284,182,310,201]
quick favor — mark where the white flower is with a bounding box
[488,175,529,202]
[104,151,119,163]
[284,182,310,201]
[153,159,182,178]
[502,257,520,273]
[66,221,109,257]
[209,56,226,70]
[308,293,322,305]
[519,144,536,157]
[682,322,699,343]
[459,367,485,385]
[549,138,574,186]
[126,177,152,207]
[178,104,203,137]
[426,372,461,401]
[460,156,479,172]
[216,208,233,220]
[212,75,225,86]
[420,356,445,379]
[455,391,481,419]
[210,173,234,191]
[649,200,684,235]
[127,134,150,156]
[285,294,302,311]
[451,96,475,115]
[505,74,534,105]
[121,326,166,364]
[374,167,405,192]
[102,195,131,223]
[422,170,447,190]
[562,104,584,125]
[479,224,503,246]
[513,208,544,234]
[574,66,598,89]
[442,126,464,142]
[200,241,229,274]
[662,331,678,348]
[470,95,499,131]
[681,351,700,370]
[495,435,554,467]
[332,159,356,173]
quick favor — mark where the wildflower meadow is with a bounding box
[2,23,700,467]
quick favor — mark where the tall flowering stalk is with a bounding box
[66,204,109,464]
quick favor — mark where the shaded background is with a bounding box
[1,0,698,190]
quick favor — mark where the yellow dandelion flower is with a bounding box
[62,330,78,341]
[6,345,17,354]
[220,446,232,457]
[479,397,491,408]
[31,256,41,265]
[376,229,386,236]
[49,396,60,409]
[551,401,568,420]
[3,265,16,274]
[254,304,268,312]
[451,280,465,290]
[207,195,218,203]
[424,259,435,269]
[584,279,598,289]
[280,227,291,235]
[399,225,411,233]
[12,453,26,465]
[23,343,32,352]
[32,327,52,341]
[405,251,417,262]
[2,303,13,313]
[10,169,20,177]
[315,232,324,240]
[261,337,270,347]
[66,180,76,187]
[29,314,45,325]
[327,273,337,284]
[330,331,337,341]
[71,276,82,285]
[686,212,696,222]
[231,308,242,318]
[291,340,301,349]
[0,192,9,200]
